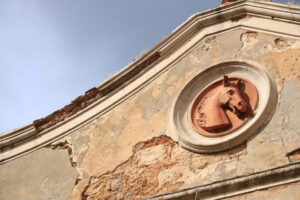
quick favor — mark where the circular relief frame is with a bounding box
[170,61,278,153]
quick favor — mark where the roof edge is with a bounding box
[1,0,300,163]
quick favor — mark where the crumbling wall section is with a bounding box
[1,27,300,200]
[71,29,300,199]
[82,136,245,199]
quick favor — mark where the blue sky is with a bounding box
[0,0,293,133]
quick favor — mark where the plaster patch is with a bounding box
[245,140,288,171]
[238,32,277,61]
[0,148,77,200]
[217,29,244,59]
[260,80,300,143]
[263,45,300,85]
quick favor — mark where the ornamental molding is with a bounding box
[170,61,277,153]
[147,162,300,200]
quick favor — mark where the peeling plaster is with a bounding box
[2,28,300,200]
[65,29,300,199]
[81,136,246,200]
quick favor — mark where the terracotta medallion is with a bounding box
[190,76,258,137]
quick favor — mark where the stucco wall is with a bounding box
[1,26,300,200]
[223,181,300,200]
[0,147,77,200]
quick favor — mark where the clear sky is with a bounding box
[0,0,293,134]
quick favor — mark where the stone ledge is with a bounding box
[146,162,300,200]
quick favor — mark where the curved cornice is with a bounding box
[1,0,300,163]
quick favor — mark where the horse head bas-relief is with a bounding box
[196,76,249,132]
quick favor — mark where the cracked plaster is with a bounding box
[63,29,300,199]
[1,27,300,199]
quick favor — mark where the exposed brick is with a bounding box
[34,88,102,132]
[33,52,160,133]
[143,136,173,148]
[288,149,300,162]
[81,136,245,200]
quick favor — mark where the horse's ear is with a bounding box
[223,75,230,87]
[237,79,244,91]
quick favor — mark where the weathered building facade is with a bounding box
[1,0,300,199]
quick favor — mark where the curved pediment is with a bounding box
[1,0,300,163]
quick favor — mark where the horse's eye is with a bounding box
[227,90,234,95]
